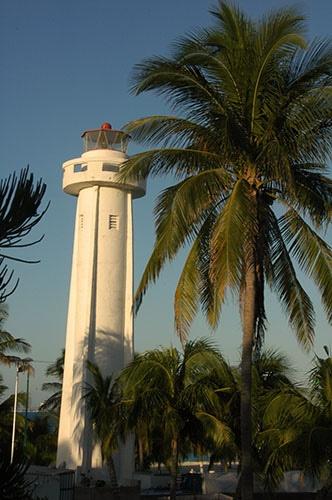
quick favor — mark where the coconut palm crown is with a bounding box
[0,305,30,367]
[120,339,233,500]
[118,2,332,498]
[259,347,332,494]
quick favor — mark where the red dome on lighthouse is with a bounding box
[101,122,112,130]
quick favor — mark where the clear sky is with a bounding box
[0,0,331,408]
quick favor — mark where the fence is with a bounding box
[26,466,75,500]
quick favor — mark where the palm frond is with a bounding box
[0,330,31,368]
[171,31,244,108]
[209,178,256,300]
[209,1,252,49]
[280,209,332,323]
[250,7,306,134]
[287,39,332,91]
[134,171,231,313]
[174,239,201,346]
[131,56,226,118]
[183,339,224,380]
[118,147,224,183]
[268,209,315,349]
[281,90,332,164]
[39,388,62,412]
[45,349,64,379]
[196,411,234,448]
[285,166,332,226]
[305,426,332,477]
[195,208,224,329]
[123,115,219,149]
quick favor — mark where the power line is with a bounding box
[30,359,52,364]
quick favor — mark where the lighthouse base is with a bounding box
[57,437,134,487]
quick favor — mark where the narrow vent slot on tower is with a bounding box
[79,214,84,229]
[109,214,119,230]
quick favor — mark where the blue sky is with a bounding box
[0,0,331,407]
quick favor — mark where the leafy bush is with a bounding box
[0,455,32,500]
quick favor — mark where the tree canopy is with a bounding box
[0,167,47,302]
[119,2,332,498]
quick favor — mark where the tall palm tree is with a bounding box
[83,361,123,489]
[118,2,332,497]
[260,348,332,496]
[27,413,58,466]
[210,348,296,494]
[253,348,295,421]
[40,349,64,414]
[120,339,234,500]
[0,375,17,452]
[0,305,30,366]
[251,350,297,492]
[308,347,332,498]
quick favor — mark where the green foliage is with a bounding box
[84,361,123,459]
[119,4,331,496]
[0,374,26,457]
[25,414,58,466]
[84,361,123,488]
[78,347,332,493]
[40,349,64,414]
[0,455,32,500]
[258,348,332,492]
[120,339,235,473]
[0,305,31,366]
[119,0,332,348]
[0,167,48,302]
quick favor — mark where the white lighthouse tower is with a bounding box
[57,123,145,482]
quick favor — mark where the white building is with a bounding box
[56,124,145,483]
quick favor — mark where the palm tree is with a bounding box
[308,347,332,498]
[83,361,123,489]
[0,454,32,500]
[250,350,297,492]
[118,2,332,497]
[209,348,296,493]
[120,339,234,500]
[0,305,30,366]
[27,413,58,466]
[253,348,296,423]
[0,375,17,452]
[261,347,332,497]
[40,349,64,414]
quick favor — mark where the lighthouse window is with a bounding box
[102,164,118,172]
[109,214,119,230]
[79,215,84,229]
[73,163,88,173]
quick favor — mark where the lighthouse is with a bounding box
[56,123,145,482]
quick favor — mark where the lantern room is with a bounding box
[81,123,129,153]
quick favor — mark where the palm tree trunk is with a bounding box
[240,248,257,500]
[316,473,332,499]
[107,456,119,491]
[208,454,215,472]
[169,437,178,500]
[138,436,144,471]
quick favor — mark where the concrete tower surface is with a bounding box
[56,124,145,483]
